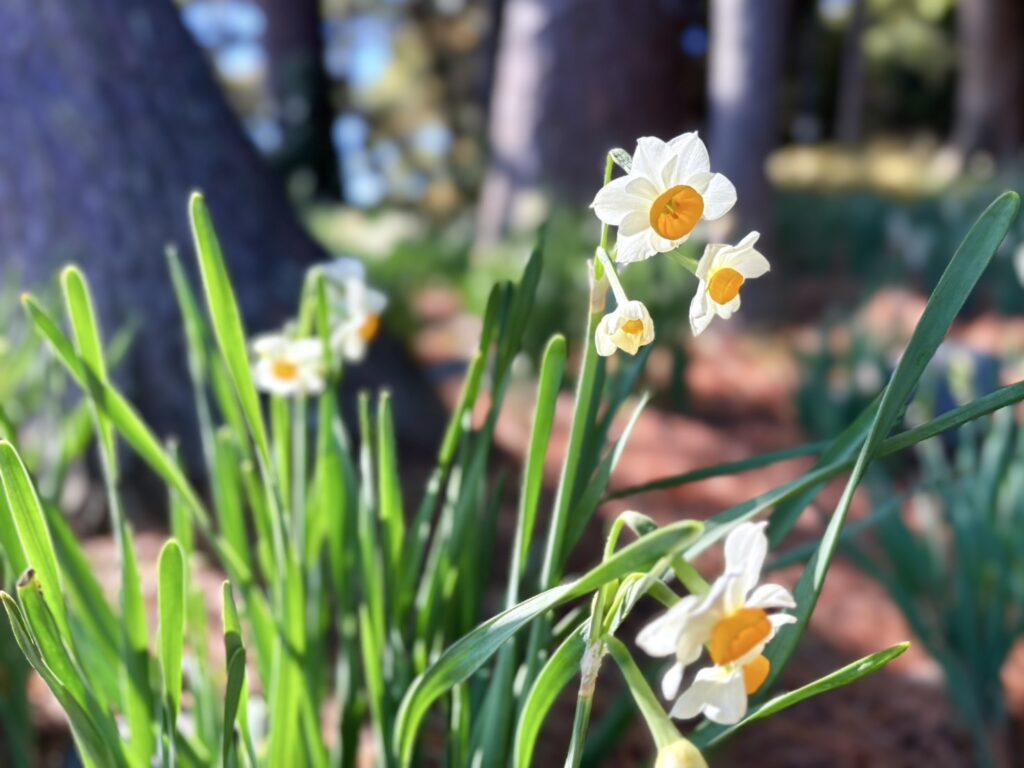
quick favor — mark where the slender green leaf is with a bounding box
[158,541,186,721]
[513,625,586,768]
[21,295,249,584]
[1,592,125,768]
[189,192,271,469]
[222,582,248,768]
[0,441,68,638]
[377,391,405,584]
[766,191,1020,689]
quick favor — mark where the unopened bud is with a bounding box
[655,739,709,768]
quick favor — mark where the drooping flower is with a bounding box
[591,133,737,264]
[654,740,709,768]
[251,333,326,396]
[595,300,655,357]
[689,231,770,337]
[636,522,795,725]
[592,248,655,357]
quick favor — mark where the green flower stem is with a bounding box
[666,247,701,275]
[595,247,628,306]
[673,559,711,597]
[605,635,683,750]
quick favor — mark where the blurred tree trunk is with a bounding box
[252,0,340,196]
[952,0,1024,158]
[834,0,866,145]
[476,0,697,243]
[0,0,437,463]
[707,0,790,240]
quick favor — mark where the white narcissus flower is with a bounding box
[592,248,655,357]
[591,133,737,264]
[329,276,388,362]
[636,522,795,725]
[251,334,326,396]
[595,300,655,357]
[313,258,389,363]
[689,231,770,337]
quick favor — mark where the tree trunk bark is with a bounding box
[252,0,340,196]
[834,0,867,145]
[952,0,1024,158]
[475,0,698,243]
[0,0,437,461]
[707,0,790,241]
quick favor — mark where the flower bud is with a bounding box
[654,739,709,768]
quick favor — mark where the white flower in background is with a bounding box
[591,133,737,264]
[689,231,770,337]
[320,256,367,284]
[636,522,795,725]
[313,257,388,363]
[251,333,326,396]
[593,248,655,357]
[654,740,709,768]
[329,276,388,362]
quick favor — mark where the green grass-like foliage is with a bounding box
[0,190,1019,767]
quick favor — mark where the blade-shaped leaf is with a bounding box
[0,442,68,638]
[765,191,1020,689]
[189,192,271,469]
[158,541,186,721]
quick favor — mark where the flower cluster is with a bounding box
[637,522,795,725]
[590,133,770,355]
[251,257,387,396]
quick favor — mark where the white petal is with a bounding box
[252,333,287,357]
[670,665,747,725]
[724,522,768,596]
[592,175,649,226]
[716,294,741,318]
[661,662,685,701]
[675,614,717,667]
[615,231,656,264]
[618,208,651,238]
[651,231,682,253]
[594,313,619,357]
[693,245,720,281]
[669,134,711,183]
[695,173,737,220]
[689,287,714,336]
[720,572,749,616]
[726,247,770,280]
[636,595,699,657]
[704,672,748,725]
[321,257,366,283]
[632,136,672,182]
[289,338,326,363]
[747,583,796,611]
[770,612,796,630]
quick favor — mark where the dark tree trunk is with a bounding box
[476,0,698,243]
[0,0,439,464]
[708,0,790,241]
[834,0,867,145]
[253,0,340,196]
[952,0,1024,158]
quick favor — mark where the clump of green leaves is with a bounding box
[0,187,1020,767]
